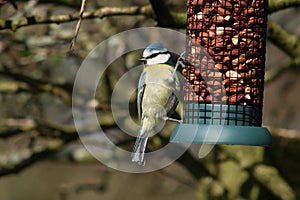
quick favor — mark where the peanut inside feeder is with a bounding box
[170,0,271,146]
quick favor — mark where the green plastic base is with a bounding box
[170,124,271,146]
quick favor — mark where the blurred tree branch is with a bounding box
[149,0,174,25]
[17,0,82,8]
[0,118,81,177]
[268,0,300,13]
[0,144,57,176]
[0,0,299,74]
[0,121,78,177]
[0,0,299,31]
[11,0,300,14]
[0,118,35,139]
[222,146,297,199]
[1,1,299,87]
[267,19,300,65]
[0,137,76,177]
[0,5,154,31]
[0,80,29,94]
[0,0,17,9]
[148,0,186,28]
[265,62,299,84]
[265,19,300,83]
[268,126,300,140]
[0,66,73,105]
[0,118,78,139]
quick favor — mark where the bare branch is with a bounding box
[0,118,36,138]
[268,0,300,13]
[149,0,186,28]
[149,0,176,27]
[0,148,53,176]
[0,80,29,93]
[267,126,300,140]
[221,146,297,199]
[0,1,299,31]
[11,0,39,19]
[267,19,300,65]
[265,62,299,84]
[0,67,72,105]
[0,5,153,31]
[265,19,300,83]
[0,0,17,9]
[0,138,68,177]
[36,121,77,138]
[17,0,82,8]
[0,120,78,176]
[252,164,296,200]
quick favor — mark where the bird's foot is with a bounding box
[163,117,183,123]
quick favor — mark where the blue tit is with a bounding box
[131,43,181,166]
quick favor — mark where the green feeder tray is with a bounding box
[170,124,271,146]
[170,104,271,146]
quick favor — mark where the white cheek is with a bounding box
[146,54,170,65]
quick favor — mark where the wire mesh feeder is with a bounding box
[170,0,271,145]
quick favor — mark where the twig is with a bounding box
[172,51,186,78]
[70,0,87,51]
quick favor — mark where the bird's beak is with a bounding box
[139,57,146,64]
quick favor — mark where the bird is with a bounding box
[131,43,181,166]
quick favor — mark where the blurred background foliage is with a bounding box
[0,0,300,200]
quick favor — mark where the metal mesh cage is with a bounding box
[170,0,271,146]
[184,0,267,126]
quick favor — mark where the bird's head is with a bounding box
[140,43,174,66]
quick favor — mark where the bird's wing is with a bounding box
[137,71,146,120]
[165,72,181,115]
[165,89,179,115]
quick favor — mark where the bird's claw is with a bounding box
[163,117,183,123]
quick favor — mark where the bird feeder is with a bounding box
[170,0,271,145]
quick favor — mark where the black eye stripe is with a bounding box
[144,51,169,59]
[145,52,160,59]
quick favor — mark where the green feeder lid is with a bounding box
[170,124,271,146]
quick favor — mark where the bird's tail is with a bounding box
[131,134,148,166]
[132,117,156,166]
